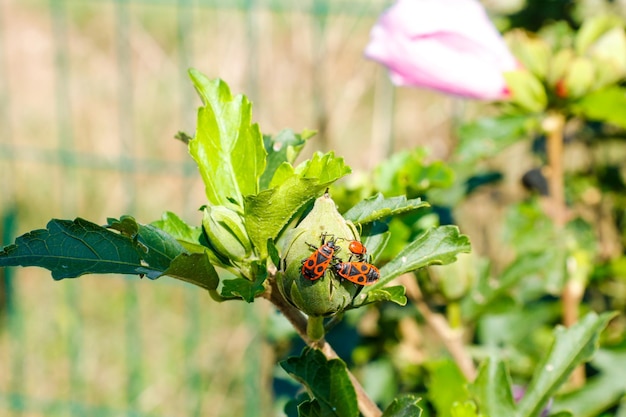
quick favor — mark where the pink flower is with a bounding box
[365,0,518,100]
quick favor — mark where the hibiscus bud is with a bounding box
[505,29,551,78]
[588,27,626,87]
[547,48,575,88]
[277,193,360,317]
[202,205,252,263]
[575,15,624,55]
[562,56,595,98]
[503,69,547,112]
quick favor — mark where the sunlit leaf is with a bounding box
[572,86,626,129]
[0,217,219,292]
[354,226,470,304]
[188,69,266,210]
[342,194,429,225]
[382,394,422,417]
[244,152,350,257]
[260,129,314,190]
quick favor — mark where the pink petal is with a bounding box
[365,0,517,100]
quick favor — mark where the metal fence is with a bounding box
[0,0,450,416]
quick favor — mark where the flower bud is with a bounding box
[503,69,547,112]
[506,29,551,78]
[202,205,252,263]
[587,27,626,87]
[562,56,595,98]
[547,48,575,88]
[277,193,360,317]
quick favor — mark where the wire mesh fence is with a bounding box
[0,0,452,415]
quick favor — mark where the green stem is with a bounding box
[307,315,326,346]
[544,112,585,387]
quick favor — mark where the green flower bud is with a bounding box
[203,205,252,262]
[562,56,595,98]
[588,27,626,86]
[506,29,551,78]
[277,193,360,317]
[503,69,548,112]
[547,48,575,87]
[575,15,623,56]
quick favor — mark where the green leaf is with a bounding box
[0,217,220,292]
[220,271,266,302]
[260,129,314,190]
[342,194,429,225]
[151,211,207,253]
[456,115,536,163]
[353,285,406,308]
[552,349,626,417]
[470,357,516,417]
[188,69,266,210]
[382,394,422,417]
[450,401,484,417]
[163,253,219,291]
[280,347,358,417]
[360,221,391,263]
[461,252,555,321]
[355,226,471,303]
[244,151,350,257]
[0,218,179,280]
[515,312,616,417]
[107,216,184,272]
[374,149,454,196]
[572,86,626,129]
[426,359,470,417]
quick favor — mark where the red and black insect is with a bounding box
[332,261,380,286]
[347,240,368,262]
[301,233,340,281]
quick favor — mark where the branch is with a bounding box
[262,276,383,417]
[400,274,477,381]
[543,112,585,387]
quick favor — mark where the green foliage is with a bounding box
[470,358,516,417]
[552,349,626,417]
[342,194,429,225]
[188,69,266,211]
[244,151,350,258]
[280,347,358,417]
[515,312,616,417]
[426,360,470,417]
[0,217,219,290]
[261,129,314,190]
[572,86,626,129]
[381,395,423,417]
[456,115,537,163]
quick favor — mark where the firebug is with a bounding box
[301,233,340,281]
[347,240,367,261]
[332,261,380,286]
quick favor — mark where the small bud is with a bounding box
[562,56,595,98]
[277,193,360,317]
[506,29,551,78]
[547,48,575,88]
[588,27,626,87]
[503,69,548,112]
[202,205,252,262]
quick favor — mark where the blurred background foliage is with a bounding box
[1,0,626,416]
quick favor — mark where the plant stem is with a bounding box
[401,275,477,381]
[263,276,383,417]
[544,112,585,387]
